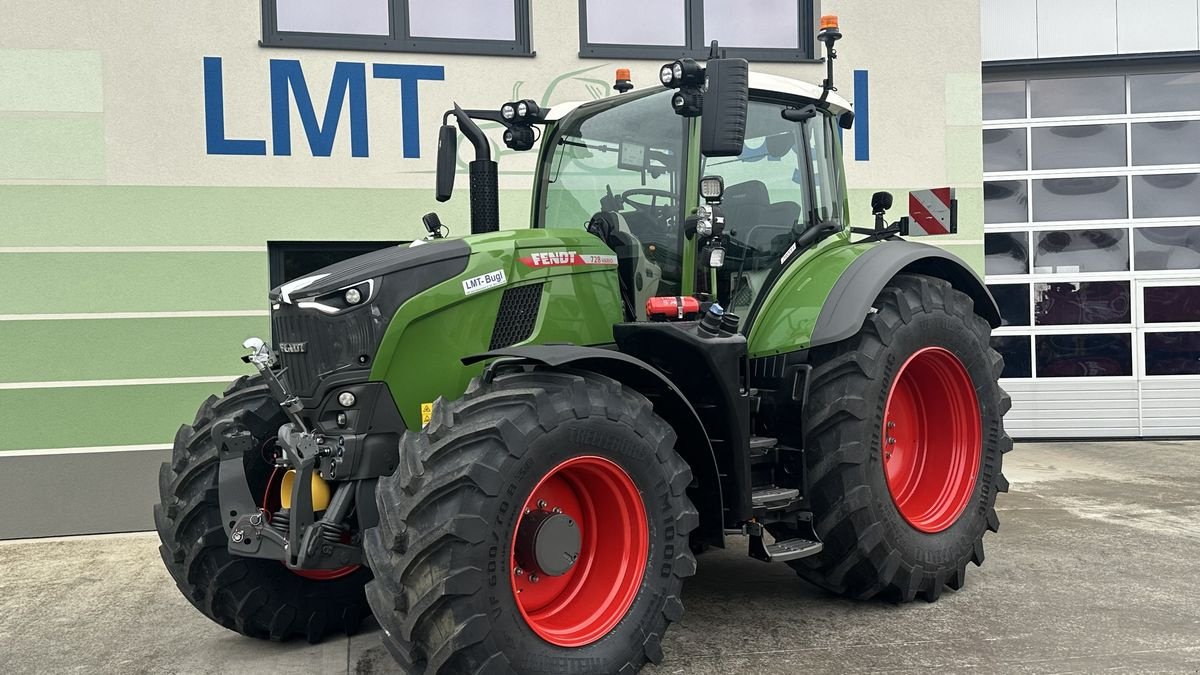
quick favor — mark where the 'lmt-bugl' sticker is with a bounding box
[462,269,506,295]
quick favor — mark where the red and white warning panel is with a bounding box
[907,188,957,236]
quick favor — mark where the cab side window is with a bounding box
[808,114,843,226]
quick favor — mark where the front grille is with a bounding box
[489,283,544,350]
[272,307,381,398]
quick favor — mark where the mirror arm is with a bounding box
[452,104,491,162]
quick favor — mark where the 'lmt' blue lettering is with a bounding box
[203,57,267,155]
[270,60,369,157]
[373,64,445,158]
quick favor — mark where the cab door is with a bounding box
[701,100,845,318]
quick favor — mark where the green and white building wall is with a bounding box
[0,0,985,537]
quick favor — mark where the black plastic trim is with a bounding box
[810,241,1000,348]
[984,50,1200,76]
[273,239,469,300]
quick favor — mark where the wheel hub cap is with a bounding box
[515,510,582,577]
[882,347,982,533]
[510,455,648,648]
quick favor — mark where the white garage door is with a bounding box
[983,68,1200,438]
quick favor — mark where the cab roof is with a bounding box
[544,70,852,122]
[749,71,852,114]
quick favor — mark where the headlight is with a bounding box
[337,391,356,407]
[501,103,516,120]
[517,101,529,117]
[672,62,683,80]
[296,280,374,315]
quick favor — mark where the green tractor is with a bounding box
[155,20,1009,674]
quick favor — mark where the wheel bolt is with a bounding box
[514,567,524,577]
[887,437,896,445]
[523,507,531,515]
[552,507,563,514]
[537,499,547,510]
[529,574,539,583]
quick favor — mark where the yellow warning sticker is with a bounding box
[420,402,433,427]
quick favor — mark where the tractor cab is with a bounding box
[529,75,853,323]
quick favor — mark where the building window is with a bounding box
[578,0,817,61]
[261,0,533,56]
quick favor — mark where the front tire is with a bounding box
[791,274,1011,602]
[364,368,698,674]
[153,375,372,642]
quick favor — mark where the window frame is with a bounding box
[577,0,820,62]
[261,0,534,57]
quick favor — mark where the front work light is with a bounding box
[659,64,675,87]
[700,175,725,202]
[659,59,703,89]
[503,125,536,151]
[695,204,713,236]
[671,90,702,117]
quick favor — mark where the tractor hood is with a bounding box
[269,239,470,305]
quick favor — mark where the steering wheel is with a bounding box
[620,188,675,216]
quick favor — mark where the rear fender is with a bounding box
[747,240,998,357]
[463,344,726,548]
[810,241,1000,348]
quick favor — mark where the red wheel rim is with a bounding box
[882,347,982,533]
[510,456,649,647]
[260,467,361,581]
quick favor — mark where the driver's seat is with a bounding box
[587,211,661,320]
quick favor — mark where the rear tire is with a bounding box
[790,274,1011,602]
[153,375,372,642]
[364,367,698,674]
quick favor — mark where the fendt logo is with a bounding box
[528,251,579,266]
[202,56,444,158]
[518,251,619,268]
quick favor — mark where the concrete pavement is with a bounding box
[3,440,1199,674]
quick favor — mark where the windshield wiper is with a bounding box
[559,138,616,153]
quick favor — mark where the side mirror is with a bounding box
[700,58,749,158]
[435,125,457,203]
[871,191,894,214]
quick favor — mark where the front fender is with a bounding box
[464,344,726,548]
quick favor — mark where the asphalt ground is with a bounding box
[3,440,1199,674]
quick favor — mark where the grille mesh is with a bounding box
[272,309,378,397]
[489,283,544,350]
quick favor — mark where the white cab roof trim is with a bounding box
[748,72,852,114]
[544,71,851,121]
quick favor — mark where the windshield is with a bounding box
[541,90,688,298]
